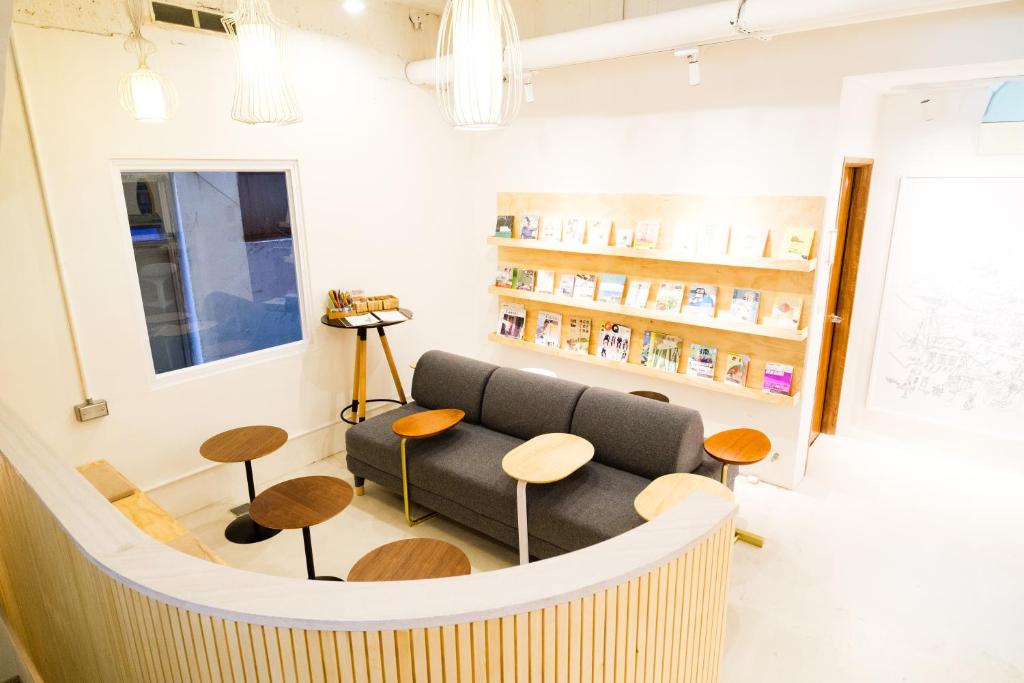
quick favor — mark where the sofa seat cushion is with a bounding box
[525,461,649,553]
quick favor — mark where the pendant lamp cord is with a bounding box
[123,0,156,66]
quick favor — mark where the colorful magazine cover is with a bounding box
[557,274,575,297]
[587,219,612,246]
[597,322,631,362]
[520,214,540,240]
[724,353,750,386]
[684,284,718,318]
[540,216,562,242]
[495,215,514,239]
[495,266,515,288]
[763,362,794,395]
[641,331,681,372]
[536,270,555,294]
[782,227,815,260]
[728,288,761,323]
[766,294,802,329]
[654,282,685,312]
[498,303,526,340]
[514,269,536,291]
[563,217,587,244]
[564,317,592,354]
[573,273,597,300]
[534,311,562,348]
[596,273,627,304]
[686,344,717,380]
[633,221,661,249]
[624,280,651,308]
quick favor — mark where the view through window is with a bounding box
[121,170,303,374]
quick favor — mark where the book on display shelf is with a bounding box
[654,282,685,313]
[641,331,682,373]
[540,216,562,242]
[520,214,540,240]
[697,224,730,256]
[624,280,651,308]
[564,317,592,354]
[727,288,761,324]
[723,353,749,387]
[534,311,562,348]
[782,227,815,260]
[596,274,627,304]
[557,274,576,297]
[498,303,527,340]
[763,362,794,395]
[514,269,536,291]
[495,215,514,239]
[587,219,612,246]
[684,284,718,318]
[765,294,802,329]
[686,344,717,380]
[495,266,515,288]
[536,270,555,294]
[729,225,768,258]
[633,221,660,249]
[573,273,598,300]
[563,216,587,244]
[596,322,631,362]
[672,223,699,255]
[614,227,634,248]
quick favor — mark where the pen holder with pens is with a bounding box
[326,291,400,320]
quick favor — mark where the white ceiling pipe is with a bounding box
[406,0,1009,85]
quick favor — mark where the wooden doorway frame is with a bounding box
[810,158,874,443]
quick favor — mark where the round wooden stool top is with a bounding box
[703,428,771,466]
[347,538,471,582]
[634,473,734,522]
[630,390,670,403]
[200,426,288,463]
[249,476,353,530]
[502,433,594,484]
[392,409,465,440]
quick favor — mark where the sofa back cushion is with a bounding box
[570,387,704,479]
[480,368,587,441]
[412,351,498,424]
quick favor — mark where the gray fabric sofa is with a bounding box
[345,350,735,560]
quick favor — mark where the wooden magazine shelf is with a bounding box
[488,333,801,406]
[486,236,817,273]
[488,286,809,341]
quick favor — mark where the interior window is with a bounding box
[121,170,303,374]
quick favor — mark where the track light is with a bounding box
[674,48,700,86]
[920,97,935,122]
[343,0,366,13]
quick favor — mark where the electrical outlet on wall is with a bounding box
[74,398,109,422]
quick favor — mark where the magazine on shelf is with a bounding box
[514,269,536,291]
[730,225,768,258]
[596,273,627,304]
[684,284,718,318]
[697,224,731,256]
[672,223,699,255]
[540,216,562,242]
[373,310,408,324]
[563,217,587,244]
[573,273,598,300]
[765,294,802,329]
[641,331,682,372]
[596,322,631,362]
[763,362,794,395]
[624,280,651,308]
[520,214,540,240]
[633,221,661,249]
[536,270,555,295]
[727,288,761,323]
[495,215,514,239]
[498,303,527,340]
[557,274,575,297]
[654,282,685,313]
[587,219,612,246]
[686,344,717,380]
[564,317,592,354]
[495,266,515,288]
[782,227,815,260]
[535,311,562,348]
[614,226,634,248]
[723,353,750,387]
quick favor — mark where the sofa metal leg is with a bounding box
[735,528,764,548]
[400,438,436,527]
[354,476,365,496]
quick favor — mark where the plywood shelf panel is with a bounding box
[488,333,800,406]
[488,286,808,342]
[487,237,817,273]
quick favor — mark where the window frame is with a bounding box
[111,159,315,387]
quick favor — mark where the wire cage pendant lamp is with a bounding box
[118,0,178,122]
[222,0,302,125]
[435,0,524,130]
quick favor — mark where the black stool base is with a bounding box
[312,576,344,582]
[225,514,282,545]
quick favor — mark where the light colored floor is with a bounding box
[182,434,1024,682]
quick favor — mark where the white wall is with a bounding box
[837,75,1024,462]
[0,3,475,513]
[463,2,1024,488]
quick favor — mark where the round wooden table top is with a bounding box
[249,476,353,530]
[629,390,670,403]
[199,426,288,464]
[634,473,734,522]
[346,538,471,582]
[703,428,771,466]
[502,433,594,484]
[392,409,465,440]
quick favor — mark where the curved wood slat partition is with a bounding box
[0,403,736,682]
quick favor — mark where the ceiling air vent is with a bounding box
[152,2,227,33]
